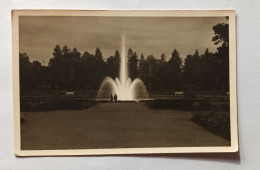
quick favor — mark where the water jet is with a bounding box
[97,35,148,101]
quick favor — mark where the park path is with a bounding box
[21,102,230,150]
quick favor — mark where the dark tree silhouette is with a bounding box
[212,23,229,47]
[106,50,120,79]
[20,20,230,93]
[81,51,98,90]
[167,49,183,91]
[183,50,202,91]
[212,23,229,90]
[94,47,106,89]
[157,53,168,91]
[71,48,81,90]
[139,53,149,89]
[19,53,32,90]
[127,48,139,80]
[19,53,45,90]
[200,48,218,90]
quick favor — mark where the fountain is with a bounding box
[97,35,149,101]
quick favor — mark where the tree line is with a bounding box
[20,23,229,92]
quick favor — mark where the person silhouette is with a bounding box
[114,93,118,103]
[110,94,113,102]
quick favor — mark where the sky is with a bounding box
[19,16,228,65]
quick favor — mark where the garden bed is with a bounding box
[191,98,230,140]
[147,99,193,110]
[191,111,230,140]
[20,98,97,111]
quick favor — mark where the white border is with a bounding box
[12,10,238,156]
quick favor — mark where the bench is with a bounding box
[175,91,184,95]
[66,92,74,96]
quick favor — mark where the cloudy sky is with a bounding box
[19,16,228,65]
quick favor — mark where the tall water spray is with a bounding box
[119,35,128,100]
[97,35,148,101]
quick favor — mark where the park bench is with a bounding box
[66,92,74,96]
[175,91,184,95]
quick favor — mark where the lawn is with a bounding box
[21,102,230,150]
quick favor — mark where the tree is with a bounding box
[157,53,168,90]
[49,45,80,90]
[72,47,81,61]
[167,49,183,91]
[127,48,139,80]
[71,47,81,90]
[50,44,62,66]
[49,45,64,89]
[212,23,229,90]
[106,50,120,79]
[81,51,97,90]
[160,53,167,64]
[95,47,103,62]
[19,53,44,90]
[200,48,219,90]
[168,49,182,68]
[94,47,106,89]
[19,53,33,90]
[31,60,43,87]
[138,54,155,91]
[183,49,202,91]
[146,55,160,91]
[212,23,229,47]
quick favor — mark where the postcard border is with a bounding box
[12,10,238,156]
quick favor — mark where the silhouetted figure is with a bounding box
[110,94,113,102]
[114,93,118,102]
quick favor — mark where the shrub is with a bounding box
[184,91,196,99]
[149,99,193,110]
[20,98,87,111]
[191,111,230,140]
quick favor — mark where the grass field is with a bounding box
[21,102,230,150]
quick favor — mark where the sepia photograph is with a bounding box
[12,10,238,156]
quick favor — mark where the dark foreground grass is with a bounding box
[21,103,230,150]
